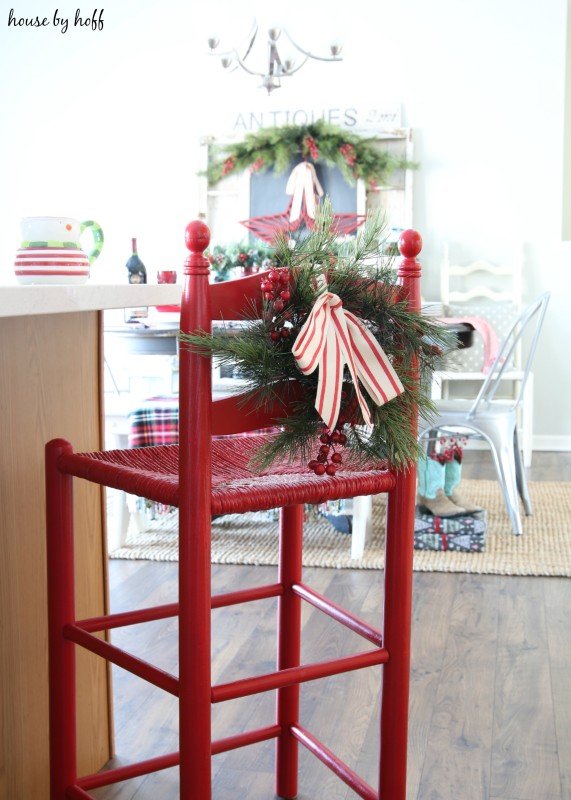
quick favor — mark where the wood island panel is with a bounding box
[0,311,112,799]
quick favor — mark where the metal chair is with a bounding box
[45,221,423,799]
[419,292,550,535]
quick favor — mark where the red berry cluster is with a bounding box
[304,136,319,160]
[308,428,348,476]
[260,268,292,342]
[249,158,265,174]
[429,436,467,465]
[221,157,235,176]
[339,143,357,166]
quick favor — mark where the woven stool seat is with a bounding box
[58,434,396,516]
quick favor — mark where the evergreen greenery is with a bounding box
[204,119,415,188]
[180,202,454,471]
[206,241,277,280]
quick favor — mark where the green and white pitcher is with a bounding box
[15,216,104,285]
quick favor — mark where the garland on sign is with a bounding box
[181,202,453,471]
[204,119,415,191]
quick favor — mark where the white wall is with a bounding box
[0,0,569,444]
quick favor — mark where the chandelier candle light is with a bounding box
[207,20,343,94]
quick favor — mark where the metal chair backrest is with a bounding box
[468,291,550,418]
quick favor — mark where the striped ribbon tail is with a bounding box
[292,292,404,431]
[285,162,324,223]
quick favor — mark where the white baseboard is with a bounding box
[461,435,571,453]
[532,435,571,452]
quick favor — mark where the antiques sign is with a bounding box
[232,105,402,134]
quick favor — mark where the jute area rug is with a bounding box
[108,480,571,577]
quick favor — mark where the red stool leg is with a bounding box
[275,504,304,800]
[379,472,416,799]
[45,439,77,799]
[178,503,212,798]
[178,228,213,798]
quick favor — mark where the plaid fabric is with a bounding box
[128,396,179,448]
[128,395,280,448]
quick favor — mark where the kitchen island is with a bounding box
[0,282,182,799]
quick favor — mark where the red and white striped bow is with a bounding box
[285,162,324,223]
[292,292,404,431]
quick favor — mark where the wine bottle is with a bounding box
[126,237,147,284]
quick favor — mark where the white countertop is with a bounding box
[0,283,183,318]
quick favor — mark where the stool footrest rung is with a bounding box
[212,648,388,704]
[70,750,180,795]
[75,582,284,634]
[65,786,95,799]
[78,751,180,792]
[212,723,282,755]
[293,582,383,646]
[64,624,179,696]
[212,582,283,608]
[77,602,179,632]
[291,724,377,800]
[65,726,283,797]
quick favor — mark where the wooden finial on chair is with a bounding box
[398,229,423,260]
[397,229,422,309]
[184,220,211,275]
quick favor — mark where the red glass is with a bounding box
[157,270,177,284]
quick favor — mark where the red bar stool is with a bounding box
[45,220,422,799]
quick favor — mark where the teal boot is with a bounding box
[417,454,466,517]
[444,458,483,513]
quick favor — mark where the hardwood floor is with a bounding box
[93,453,571,799]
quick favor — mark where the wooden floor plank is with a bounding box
[544,577,571,800]
[405,572,461,799]
[490,577,561,800]
[413,574,499,800]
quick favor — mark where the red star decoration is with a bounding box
[240,198,366,245]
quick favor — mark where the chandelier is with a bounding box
[207,21,343,94]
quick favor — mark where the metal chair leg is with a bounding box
[475,416,523,535]
[521,372,534,468]
[513,429,533,515]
